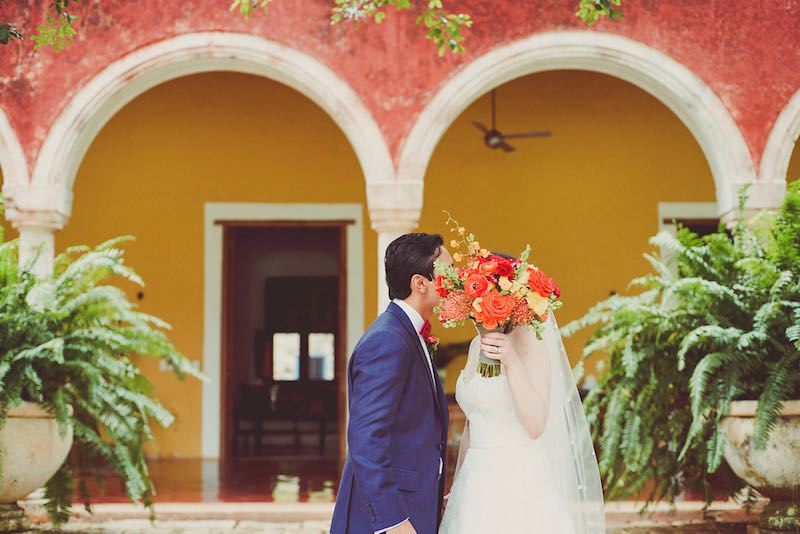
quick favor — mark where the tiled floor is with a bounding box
[30,459,767,533]
[51,519,331,533]
[26,502,763,533]
[78,458,339,503]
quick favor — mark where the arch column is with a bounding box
[5,206,67,278]
[368,181,424,312]
[0,108,64,277]
[757,88,800,209]
[719,180,787,226]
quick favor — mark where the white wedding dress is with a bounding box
[439,317,606,534]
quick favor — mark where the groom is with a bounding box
[331,233,451,534]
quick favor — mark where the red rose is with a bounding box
[496,261,515,278]
[528,268,557,298]
[465,273,490,299]
[435,274,449,297]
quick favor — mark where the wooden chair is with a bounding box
[231,383,270,457]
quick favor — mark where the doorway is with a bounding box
[220,223,348,471]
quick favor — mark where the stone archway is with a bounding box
[0,109,28,196]
[9,32,396,276]
[32,32,394,212]
[761,88,800,187]
[398,31,762,218]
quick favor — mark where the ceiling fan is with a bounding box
[472,89,552,152]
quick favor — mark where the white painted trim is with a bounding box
[761,88,800,186]
[0,109,30,211]
[202,203,364,458]
[28,32,393,219]
[657,201,718,235]
[398,31,757,217]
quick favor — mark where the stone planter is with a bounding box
[0,402,73,532]
[722,400,800,532]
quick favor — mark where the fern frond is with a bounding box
[752,354,797,450]
[677,325,742,371]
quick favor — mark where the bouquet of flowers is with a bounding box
[433,213,562,377]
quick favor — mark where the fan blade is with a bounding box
[499,142,515,152]
[502,130,553,139]
[472,121,490,134]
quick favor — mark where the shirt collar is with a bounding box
[392,298,425,335]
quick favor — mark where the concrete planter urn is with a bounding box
[722,400,800,532]
[0,402,72,532]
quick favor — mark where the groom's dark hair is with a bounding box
[385,233,444,300]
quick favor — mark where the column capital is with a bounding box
[366,181,423,234]
[6,207,68,231]
[369,208,420,234]
[719,180,787,227]
[2,180,72,230]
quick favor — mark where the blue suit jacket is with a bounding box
[331,302,449,534]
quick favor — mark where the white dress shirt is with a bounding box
[380,299,441,533]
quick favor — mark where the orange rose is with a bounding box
[479,261,498,276]
[465,273,490,299]
[528,268,557,298]
[473,307,499,330]
[477,290,517,327]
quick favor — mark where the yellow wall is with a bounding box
[52,72,375,457]
[419,71,716,391]
[2,69,721,457]
[787,141,800,184]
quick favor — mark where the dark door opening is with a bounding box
[220,222,348,488]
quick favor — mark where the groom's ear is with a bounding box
[409,273,429,295]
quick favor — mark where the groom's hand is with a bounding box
[386,519,417,534]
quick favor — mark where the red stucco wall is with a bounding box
[1,0,798,174]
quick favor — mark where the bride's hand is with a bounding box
[480,332,520,367]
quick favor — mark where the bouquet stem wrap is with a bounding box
[475,322,514,378]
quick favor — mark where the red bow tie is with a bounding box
[419,320,432,339]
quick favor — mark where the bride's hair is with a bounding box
[491,251,516,261]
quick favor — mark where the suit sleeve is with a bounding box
[347,332,412,531]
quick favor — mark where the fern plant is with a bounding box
[564,181,800,508]
[0,197,205,525]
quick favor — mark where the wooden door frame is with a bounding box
[202,203,364,459]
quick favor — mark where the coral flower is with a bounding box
[465,273,490,298]
[439,291,471,323]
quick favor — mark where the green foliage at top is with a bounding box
[30,0,80,52]
[0,196,205,525]
[564,182,800,508]
[576,0,623,26]
[3,1,624,54]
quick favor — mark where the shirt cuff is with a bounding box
[376,518,409,533]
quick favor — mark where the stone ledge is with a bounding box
[19,500,770,533]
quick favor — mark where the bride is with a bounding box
[439,314,606,533]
